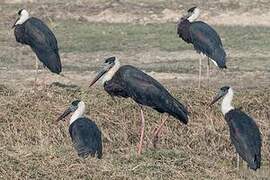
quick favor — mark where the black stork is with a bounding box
[12,9,62,86]
[177,7,227,88]
[210,86,261,170]
[57,100,102,159]
[89,57,188,155]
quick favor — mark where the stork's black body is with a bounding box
[14,17,61,74]
[225,109,261,170]
[69,117,102,159]
[104,65,188,124]
[177,19,226,68]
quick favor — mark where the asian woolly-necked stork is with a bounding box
[177,7,227,88]
[210,86,261,170]
[12,9,62,85]
[57,100,102,159]
[89,57,188,155]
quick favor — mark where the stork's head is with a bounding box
[209,86,231,106]
[89,56,121,87]
[181,6,200,22]
[56,100,85,122]
[12,9,30,28]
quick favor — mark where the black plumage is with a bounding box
[14,17,61,74]
[104,65,188,124]
[177,18,226,68]
[90,57,189,154]
[225,109,261,170]
[69,117,102,159]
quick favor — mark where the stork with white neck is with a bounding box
[177,7,227,88]
[89,56,189,155]
[210,86,261,171]
[57,100,102,159]
[12,9,62,87]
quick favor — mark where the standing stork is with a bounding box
[209,86,261,170]
[89,57,188,155]
[12,9,62,86]
[57,100,102,159]
[177,7,227,88]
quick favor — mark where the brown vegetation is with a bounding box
[0,84,269,179]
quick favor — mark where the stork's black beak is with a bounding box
[209,91,224,106]
[12,17,19,29]
[56,107,72,122]
[89,63,114,87]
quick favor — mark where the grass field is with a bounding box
[0,0,270,179]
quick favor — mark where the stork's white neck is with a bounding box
[16,10,30,25]
[221,88,234,115]
[187,8,200,22]
[101,58,121,85]
[70,101,86,125]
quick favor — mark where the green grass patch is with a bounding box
[54,21,270,55]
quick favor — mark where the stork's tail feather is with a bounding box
[45,52,62,74]
[169,98,189,124]
[212,48,227,69]
[35,48,62,74]
[248,154,261,171]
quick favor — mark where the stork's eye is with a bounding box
[18,10,22,15]
[104,57,116,64]
[71,100,81,106]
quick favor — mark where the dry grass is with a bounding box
[0,84,269,179]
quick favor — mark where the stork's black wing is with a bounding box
[189,21,226,68]
[69,118,102,159]
[15,17,61,74]
[225,109,261,170]
[106,65,188,124]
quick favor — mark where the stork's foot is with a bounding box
[152,115,169,148]
[152,133,159,149]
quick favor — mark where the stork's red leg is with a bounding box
[137,106,145,155]
[152,114,169,148]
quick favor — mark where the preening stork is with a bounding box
[210,86,261,170]
[12,9,62,85]
[177,7,227,88]
[89,57,188,155]
[57,100,102,159]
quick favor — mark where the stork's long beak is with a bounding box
[56,107,72,122]
[89,63,114,87]
[12,17,19,29]
[209,91,224,106]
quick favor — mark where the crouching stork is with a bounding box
[57,100,102,159]
[210,86,261,170]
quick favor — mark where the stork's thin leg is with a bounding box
[198,55,202,88]
[207,58,210,84]
[152,114,169,148]
[34,56,39,88]
[137,106,145,156]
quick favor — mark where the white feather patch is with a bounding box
[15,9,30,25]
[101,58,121,85]
[70,101,86,125]
[221,88,234,115]
[188,8,200,22]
